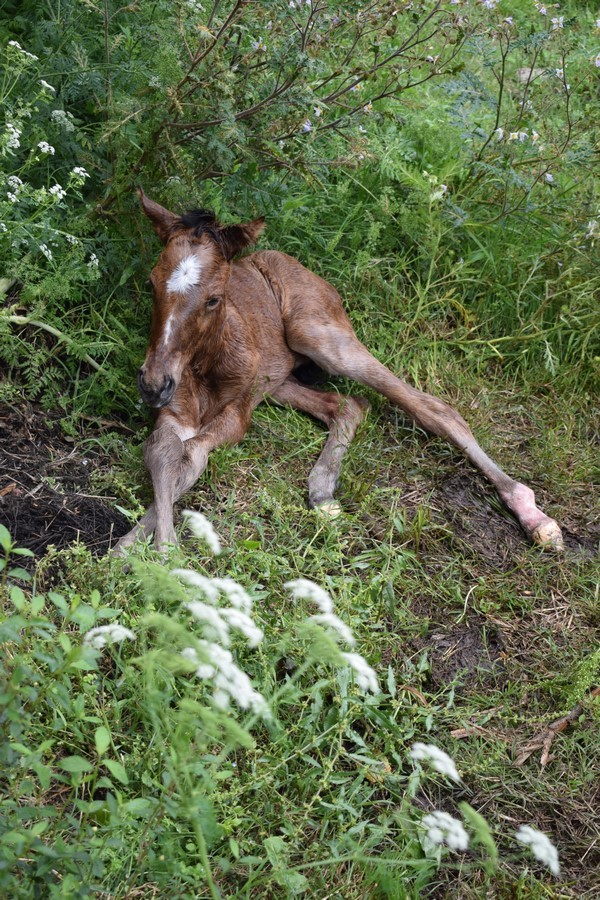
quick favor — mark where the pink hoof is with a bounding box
[531,519,564,550]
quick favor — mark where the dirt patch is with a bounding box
[413,621,506,688]
[0,402,130,561]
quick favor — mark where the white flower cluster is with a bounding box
[38,141,55,155]
[49,183,66,200]
[83,623,136,649]
[409,742,461,782]
[40,79,55,93]
[515,825,560,875]
[39,244,52,261]
[182,509,222,554]
[422,810,469,850]
[181,643,268,715]
[174,569,262,647]
[87,253,99,267]
[4,123,21,150]
[284,578,380,692]
[51,109,75,132]
[174,565,267,714]
[8,40,38,61]
[72,166,90,179]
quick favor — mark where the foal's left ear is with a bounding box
[217,218,266,261]
[138,188,179,244]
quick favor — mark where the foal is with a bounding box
[114,190,563,553]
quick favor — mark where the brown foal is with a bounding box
[113,190,563,554]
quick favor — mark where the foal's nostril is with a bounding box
[162,376,175,396]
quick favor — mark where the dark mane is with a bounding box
[178,208,220,237]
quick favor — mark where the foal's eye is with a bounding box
[206,296,220,309]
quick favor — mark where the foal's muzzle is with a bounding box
[137,370,176,408]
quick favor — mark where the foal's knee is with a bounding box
[144,426,184,477]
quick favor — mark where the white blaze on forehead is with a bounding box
[166,253,202,294]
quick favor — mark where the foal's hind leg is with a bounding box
[287,325,563,548]
[270,377,370,516]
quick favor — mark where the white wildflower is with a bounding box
[182,509,222,554]
[181,646,215,679]
[301,119,312,133]
[219,608,263,647]
[363,102,373,113]
[531,130,540,144]
[358,125,367,134]
[504,17,513,25]
[495,127,504,141]
[480,0,499,9]
[515,825,560,876]
[49,183,66,200]
[555,68,564,79]
[40,79,55,92]
[83,623,135,649]
[341,652,380,693]
[313,106,323,117]
[585,220,597,239]
[72,166,90,178]
[544,172,554,183]
[87,253,99,267]
[349,82,362,92]
[185,600,230,645]
[211,577,252,614]
[409,742,461,782]
[65,234,79,245]
[0,223,7,233]
[8,39,38,60]
[284,578,334,614]
[535,2,547,14]
[309,612,355,646]
[50,109,75,132]
[422,811,469,851]
[39,244,52,261]
[7,192,19,203]
[172,569,221,603]
[7,175,23,190]
[251,37,267,52]
[38,141,55,155]
[551,16,564,30]
[595,54,600,68]
[5,123,21,149]
[202,641,268,715]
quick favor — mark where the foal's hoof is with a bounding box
[314,500,343,519]
[531,519,564,550]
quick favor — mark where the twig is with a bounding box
[514,686,600,768]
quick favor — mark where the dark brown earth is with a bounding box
[0,401,130,561]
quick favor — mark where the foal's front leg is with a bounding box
[115,402,253,553]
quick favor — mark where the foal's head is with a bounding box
[137,189,265,408]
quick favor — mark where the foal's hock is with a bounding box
[113,190,563,554]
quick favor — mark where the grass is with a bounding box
[23,282,596,896]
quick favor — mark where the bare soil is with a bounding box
[0,401,129,561]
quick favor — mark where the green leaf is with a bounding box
[58,755,93,774]
[10,586,26,611]
[94,726,111,756]
[12,547,35,557]
[104,758,129,784]
[0,523,12,552]
[459,801,498,873]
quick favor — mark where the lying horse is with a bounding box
[114,189,563,553]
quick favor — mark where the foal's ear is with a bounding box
[217,218,266,261]
[138,188,179,244]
